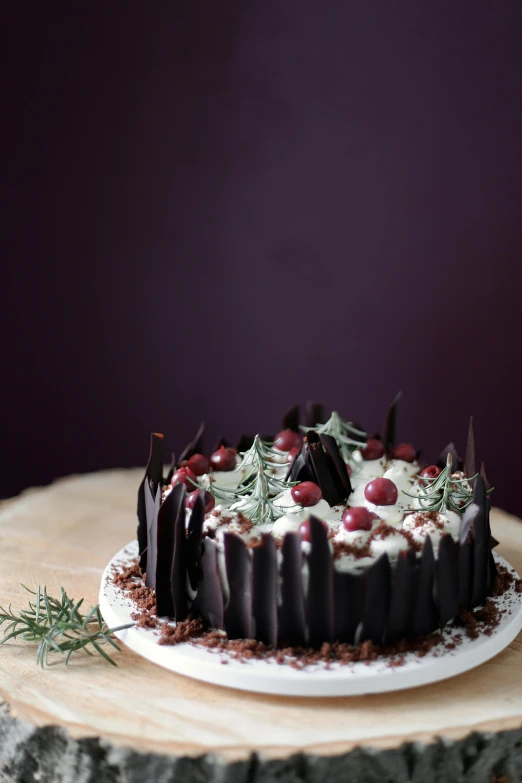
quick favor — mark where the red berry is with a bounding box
[361,439,385,460]
[209,446,236,472]
[171,467,197,489]
[419,465,441,480]
[298,517,328,542]
[274,429,303,452]
[364,477,398,506]
[391,443,416,463]
[286,446,301,463]
[291,481,322,507]
[186,490,215,514]
[187,453,210,476]
[342,506,374,532]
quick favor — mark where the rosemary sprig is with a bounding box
[0,585,133,667]
[303,411,366,462]
[404,454,493,514]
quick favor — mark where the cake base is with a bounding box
[100,541,522,697]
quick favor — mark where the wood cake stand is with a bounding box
[0,468,521,783]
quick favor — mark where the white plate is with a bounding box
[99,541,522,697]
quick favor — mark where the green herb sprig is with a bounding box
[404,454,493,514]
[0,585,133,667]
[302,411,366,462]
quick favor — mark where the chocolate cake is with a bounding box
[134,397,496,650]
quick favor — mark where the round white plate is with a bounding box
[99,541,522,697]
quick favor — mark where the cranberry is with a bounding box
[186,489,215,514]
[286,446,301,463]
[171,467,197,489]
[391,443,416,463]
[298,517,328,542]
[364,477,398,506]
[361,439,385,460]
[209,446,236,472]
[187,453,210,476]
[342,506,374,532]
[274,429,303,452]
[291,481,322,507]
[419,465,441,480]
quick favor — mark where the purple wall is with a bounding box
[3,3,522,513]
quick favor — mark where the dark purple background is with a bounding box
[2,3,522,512]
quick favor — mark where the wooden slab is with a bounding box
[0,469,522,780]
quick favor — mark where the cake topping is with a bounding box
[342,506,373,532]
[209,446,237,472]
[419,465,441,480]
[298,516,328,542]
[170,466,197,489]
[273,429,302,452]
[187,489,215,514]
[361,438,385,461]
[291,481,323,507]
[391,443,416,463]
[364,477,398,506]
[187,453,210,476]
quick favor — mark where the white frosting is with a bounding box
[402,509,461,552]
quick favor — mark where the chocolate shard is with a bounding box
[306,431,348,506]
[224,533,252,639]
[282,404,300,432]
[413,537,438,636]
[480,462,491,491]
[145,482,161,589]
[304,401,325,428]
[252,534,278,647]
[307,516,334,647]
[278,533,306,646]
[464,417,475,479]
[178,422,205,464]
[137,432,165,570]
[437,534,459,626]
[382,392,401,455]
[436,442,461,472]
[319,433,352,500]
[458,504,476,610]
[192,538,224,630]
[385,549,416,642]
[236,434,254,453]
[360,554,391,644]
[333,570,365,644]
[171,484,189,622]
[490,535,500,549]
[155,483,185,617]
[186,491,205,591]
[285,442,315,483]
[471,475,489,607]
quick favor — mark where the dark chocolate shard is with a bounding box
[145,482,161,589]
[436,442,461,473]
[490,535,500,549]
[306,432,348,506]
[147,432,165,484]
[487,550,498,594]
[382,392,401,455]
[437,534,459,626]
[282,404,300,432]
[192,538,224,630]
[137,478,148,571]
[459,502,479,543]
[413,537,438,636]
[385,549,416,642]
[307,516,334,647]
[304,401,325,428]
[171,485,189,622]
[285,442,315,483]
[178,422,205,464]
[224,533,252,639]
[480,462,491,491]
[236,434,254,453]
[137,432,165,570]
[464,417,475,479]
[360,554,391,644]
[155,483,185,617]
[471,475,489,607]
[278,533,306,646]
[252,534,278,647]
[333,570,365,644]
[319,433,352,500]
[458,537,474,612]
[186,491,205,591]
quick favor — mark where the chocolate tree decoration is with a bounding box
[304,401,325,428]
[302,411,366,462]
[385,549,416,642]
[192,538,224,630]
[185,491,205,592]
[137,432,165,571]
[178,422,205,464]
[464,417,475,479]
[278,533,306,646]
[306,516,334,647]
[471,475,489,607]
[224,533,252,639]
[405,453,490,514]
[252,534,278,646]
[412,537,438,636]
[360,554,391,644]
[436,442,461,473]
[438,534,459,626]
[382,392,401,456]
[144,482,161,589]
[282,403,300,432]
[155,483,185,617]
[333,570,365,644]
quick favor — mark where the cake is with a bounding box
[134,395,497,651]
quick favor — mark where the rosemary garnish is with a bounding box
[404,454,492,514]
[0,585,133,667]
[303,411,366,462]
